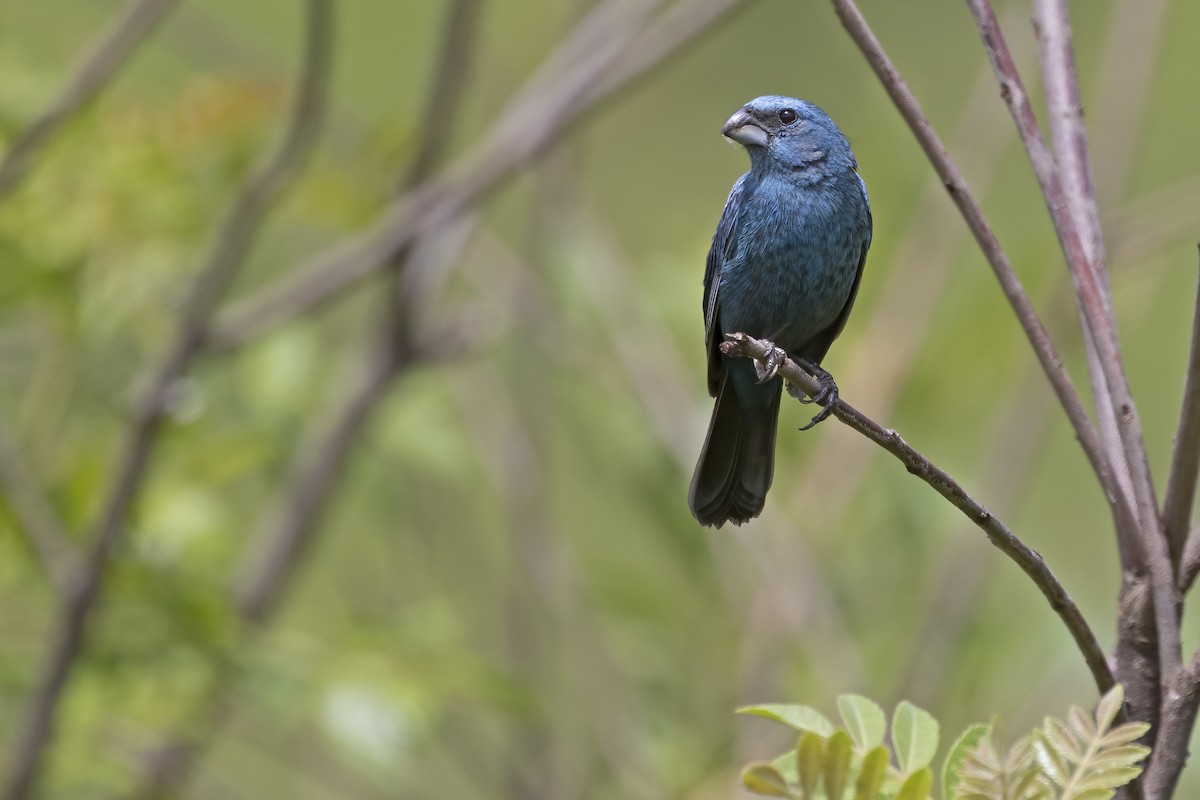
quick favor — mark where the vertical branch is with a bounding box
[1167,253,1200,581]
[964,0,1177,679]
[825,0,1133,539]
[0,3,332,796]
[1032,0,1135,537]
[0,0,183,204]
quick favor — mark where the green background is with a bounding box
[0,0,1197,796]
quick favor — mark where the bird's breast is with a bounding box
[718,173,867,351]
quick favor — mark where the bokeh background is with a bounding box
[1,0,1198,797]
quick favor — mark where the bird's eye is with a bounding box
[778,108,798,124]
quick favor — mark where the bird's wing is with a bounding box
[703,174,751,396]
[800,172,873,364]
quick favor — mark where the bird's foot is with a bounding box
[796,358,839,431]
[754,340,788,384]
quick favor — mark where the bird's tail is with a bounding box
[688,377,780,527]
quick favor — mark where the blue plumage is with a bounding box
[689,96,872,527]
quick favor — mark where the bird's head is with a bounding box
[722,96,855,174]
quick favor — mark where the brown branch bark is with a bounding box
[1032,0,1135,541]
[0,0,183,205]
[722,332,1115,696]
[0,2,333,796]
[1184,528,1200,593]
[967,0,1179,702]
[1145,651,1200,798]
[203,0,749,353]
[1166,251,1200,586]
[826,0,1134,547]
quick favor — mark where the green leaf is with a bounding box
[1088,744,1152,771]
[853,746,888,800]
[1069,790,1117,800]
[941,723,988,800]
[895,766,933,800]
[1097,722,1150,748]
[742,763,793,797]
[1095,685,1124,732]
[1033,731,1071,787]
[740,704,836,738]
[1043,717,1084,763]
[772,750,799,785]
[1067,705,1096,742]
[796,731,824,798]
[824,731,853,800]
[838,695,887,751]
[892,700,939,775]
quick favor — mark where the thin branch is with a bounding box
[203,0,749,353]
[826,0,1134,547]
[236,346,399,624]
[0,2,332,796]
[0,423,80,593]
[1032,0,1111,304]
[721,332,1115,696]
[396,0,481,192]
[1184,528,1200,593]
[965,0,1178,678]
[0,0,183,204]
[1033,0,1134,541]
[1166,251,1200,583]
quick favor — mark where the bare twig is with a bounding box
[783,4,1033,528]
[0,0,183,204]
[204,0,749,352]
[721,332,1115,696]
[1032,0,1111,304]
[1184,529,1200,592]
[1032,0,1135,540]
[826,0,1133,543]
[0,3,332,796]
[0,424,80,593]
[1168,252,1200,585]
[966,0,1178,678]
[236,345,398,623]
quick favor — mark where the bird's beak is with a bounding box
[722,109,769,148]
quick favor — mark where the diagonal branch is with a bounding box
[826,0,1135,543]
[0,0,184,205]
[1168,251,1200,586]
[722,332,1115,696]
[203,0,749,353]
[1184,528,1200,593]
[0,3,333,797]
[965,0,1177,678]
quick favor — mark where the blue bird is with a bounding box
[688,96,872,527]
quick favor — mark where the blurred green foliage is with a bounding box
[0,0,1198,798]
[738,687,1147,799]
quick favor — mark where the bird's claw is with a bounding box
[755,341,788,384]
[797,359,839,431]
